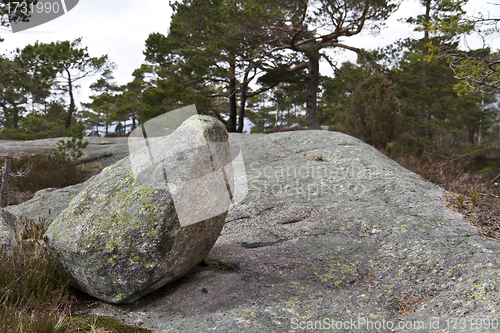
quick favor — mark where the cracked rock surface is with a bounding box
[6,130,500,332]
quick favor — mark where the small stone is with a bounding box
[34,187,58,197]
[201,288,208,294]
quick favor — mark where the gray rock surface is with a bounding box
[84,131,500,333]
[44,115,233,304]
[0,208,20,253]
[5,130,500,332]
[0,137,130,167]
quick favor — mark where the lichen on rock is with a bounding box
[44,115,233,304]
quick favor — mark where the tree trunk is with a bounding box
[65,68,75,129]
[468,126,476,145]
[228,58,237,132]
[306,54,321,129]
[238,81,248,133]
[13,108,18,129]
[275,100,280,127]
[421,0,431,91]
[1,154,12,208]
[5,99,20,129]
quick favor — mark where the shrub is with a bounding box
[469,192,480,204]
[51,136,89,162]
[0,127,68,140]
[51,123,90,162]
[345,73,399,149]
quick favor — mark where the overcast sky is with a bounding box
[0,0,498,107]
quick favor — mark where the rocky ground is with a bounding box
[3,132,500,332]
[0,136,130,167]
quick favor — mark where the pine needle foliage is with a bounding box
[345,73,400,149]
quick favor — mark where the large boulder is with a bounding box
[44,115,233,304]
[0,208,20,254]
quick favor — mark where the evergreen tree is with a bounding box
[345,74,399,148]
[319,61,373,128]
[142,0,290,131]
[0,56,29,129]
[258,0,398,129]
[112,66,151,131]
[16,38,114,128]
[82,71,122,136]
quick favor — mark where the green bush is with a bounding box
[51,136,89,162]
[0,127,67,140]
[345,73,399,149]
[50,123,90,162]
[0,119,88,142]
[478,161,500,178]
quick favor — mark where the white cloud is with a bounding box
[0,0,172,105]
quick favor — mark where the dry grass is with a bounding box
[6,153,97,205]
[381,148,500,242]
[394,297,426,315]
[0,219,73,333]
[0,218,151,332]
[444,192,500,240]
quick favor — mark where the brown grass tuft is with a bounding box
[7,153,94,205]
[0,218,73,332]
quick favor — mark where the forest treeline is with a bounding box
[0,0,499,158]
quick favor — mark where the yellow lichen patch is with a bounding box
[314,261,358,284]
[113,293,123,303]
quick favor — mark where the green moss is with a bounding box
[201,259,215,266]
[114,293,123,303]
[51,169,164,277]
[219,262,236,271]
[312,155,326,162]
